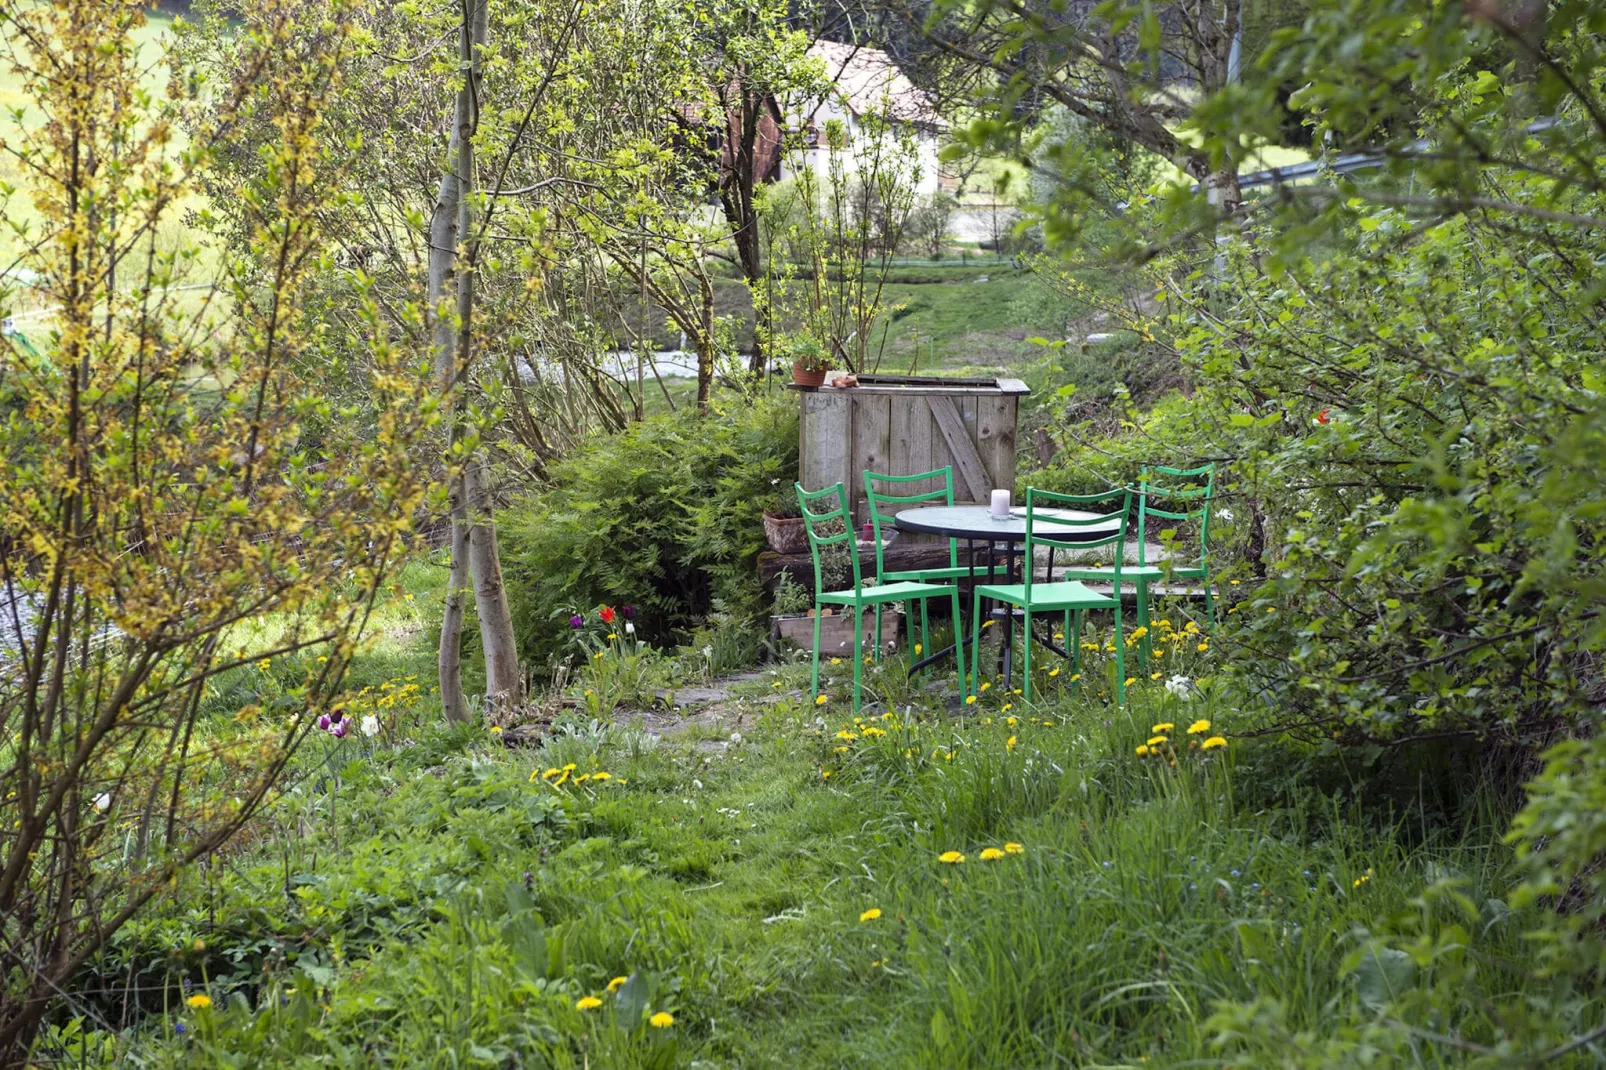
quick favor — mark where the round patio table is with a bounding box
[893,505,1122,688]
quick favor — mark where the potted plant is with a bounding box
[769,568,899,652]
[762,480,809,554]
[786,334,831,389]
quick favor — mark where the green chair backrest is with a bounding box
[1023,486,1131,599]
[795,482,863,600]
[864,466,958,579]
[1136,463,1215,571]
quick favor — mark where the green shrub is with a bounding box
[498,395,797,676]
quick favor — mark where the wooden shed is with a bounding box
[794,374,1030,525]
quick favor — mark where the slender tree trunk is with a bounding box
[430,0,487,724]
[465,461,522,711]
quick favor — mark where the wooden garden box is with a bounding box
[794,374,1030,526]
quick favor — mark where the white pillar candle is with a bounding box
[990,488,1011,517]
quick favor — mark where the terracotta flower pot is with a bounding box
[763,512,809,554]
[791,362,828,389]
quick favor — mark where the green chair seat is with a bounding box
[819,580,947,605]
[1058,564,1207,580]
[973,580,1117,610]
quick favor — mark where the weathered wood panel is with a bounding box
[975,396,1019,492]
[800,389,851,496]
[795,376,1026,524]
[926,396,990,502]
[850,390,892,523]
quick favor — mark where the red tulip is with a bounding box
[600,606,615,624]
[1316,409,1331,424]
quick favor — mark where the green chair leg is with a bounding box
[970,587,985,700]
[1136,578,1151,669]
[874,606,883,660]
[1204,579,1216,631]
[920,600,930,659]
[1021,608,1033,704]
[811,609,822,703]
[1072,609,1084,688]
[950,587,966,700]
[1114,602,1126,706]
[852,603,865,712]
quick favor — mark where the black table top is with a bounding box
[893,505,1121,543]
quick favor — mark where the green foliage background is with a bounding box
[497,395,798,673]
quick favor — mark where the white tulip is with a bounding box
[361,714,380,737]
[93,793,111,812]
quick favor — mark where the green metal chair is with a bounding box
[864,466,975,661]
[796,482,967,711]
[970,487,1131,706]
[1058,463,1216,666]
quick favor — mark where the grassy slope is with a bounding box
[101,582,1536,1068]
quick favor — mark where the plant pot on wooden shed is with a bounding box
[791,362,828,389]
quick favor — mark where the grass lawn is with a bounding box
[86,573,1544,1067]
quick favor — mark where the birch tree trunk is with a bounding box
[429,0,511,723]
[428,24,470,723]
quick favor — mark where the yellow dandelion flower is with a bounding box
[815,694,829,705]
[1201,736,1227,750]
[1136,745,1151,757]
[649,1011,675,1028]
[982,619,994,628]
[1004,842,1025,854]
[256,659,271,671]
[821,769,832,779]
[542,768,560,780]
[1124,677,1137,686]
[914,644,923,655]
[593,652,605,660]
[1002,704,1013,713]
[1152,723,1174,733]
[980,681,991,691]
[592,771,611,781]
[830,657,842,665]
[836,730,859,742]
[979,847,1005,862]
[965,694,978,705]
[859,907,882,922]
[608,976,628,993]
[1069,673,1081,682]
[1053,632,1064,641]
[1146,736,1168,746]
[490,725,503,734]
[1187,719,1211,735]
[1006,716,1018,727]
[1230,579,1241,585]
[1266,606,1276,613]
[1151,671,1162,680]
[576,996,603,1011]
[938,850,965,864]
[1006,735,1018,751]
[1041,720,1054,727]
[1197,642,1209,652]
[1048,667,1060,677]
[186,994,211,1009]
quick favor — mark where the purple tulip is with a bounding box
[569,614,584,628]
[331,709,345,722]
[330,722,347,739]
[316,714,331,731]
[621,604,637,620]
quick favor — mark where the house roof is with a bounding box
[808,40,946,130]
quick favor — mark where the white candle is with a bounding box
[990,488,1011,517]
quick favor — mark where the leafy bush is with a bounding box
[498,395,798,675]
